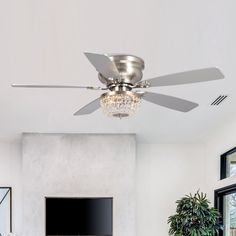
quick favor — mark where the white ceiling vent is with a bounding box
[211,95,228,105]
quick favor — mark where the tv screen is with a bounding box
[46,197,112,236]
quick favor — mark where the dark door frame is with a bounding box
[215,183,236,236]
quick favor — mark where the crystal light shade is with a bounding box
[100,91,141,118]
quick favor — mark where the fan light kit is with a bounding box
[100,91,142,118]
[12,52,224,118]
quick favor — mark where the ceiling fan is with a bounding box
[12,53,224,118]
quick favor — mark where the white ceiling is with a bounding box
[0,0,235,143]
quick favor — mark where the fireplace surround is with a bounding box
[22,134,135,236]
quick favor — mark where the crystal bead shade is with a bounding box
[100,91,141,118]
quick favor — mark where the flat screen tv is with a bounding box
[46,197,113,236]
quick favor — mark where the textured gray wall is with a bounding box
[22,134,136,236]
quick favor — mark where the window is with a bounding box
[221,147,236,179]
[215,184,236,236]
[0,187,12,235]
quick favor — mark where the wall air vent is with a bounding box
[211,95,228,105]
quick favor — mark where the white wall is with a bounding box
[22,133,136,236]
[1,121,235,236]
[0,139,22,236]
[136,143,207,236]
[0,137,209,236]
[205,114,236,202]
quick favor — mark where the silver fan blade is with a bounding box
[84,52,120,79]
[74,97,101,116]
[142,92,198,112]
[11,84,107,90]
[142,68,224,87]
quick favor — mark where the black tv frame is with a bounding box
[45,196,113,236]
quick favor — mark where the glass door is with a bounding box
[223,192,236,236]
[215,185,236,236]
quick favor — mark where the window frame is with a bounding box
[0,187,12,233]
[220,147,236,180]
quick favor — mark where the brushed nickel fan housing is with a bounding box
[98,54,145,87]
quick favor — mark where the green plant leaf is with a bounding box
[168,191,222,236]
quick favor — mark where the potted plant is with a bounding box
[168,191,222,236]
